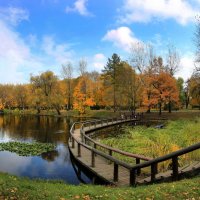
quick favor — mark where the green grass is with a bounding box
[0,142,56,156]
[100,118,200,169]
[0,173,200,200]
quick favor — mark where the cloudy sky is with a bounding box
[0,0,199,83]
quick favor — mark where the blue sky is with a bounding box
[0,0,199,83]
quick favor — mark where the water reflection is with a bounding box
[0,115,91,184]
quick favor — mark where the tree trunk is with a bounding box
[168,99,172,113]
[67,80,71,110]
[37,108,40,114]
[147,94,151,113]
[159,102,162,115]
[147,106,151,113]
[185,97,189,109]
[56,108,61,115]
[114,83,116,112]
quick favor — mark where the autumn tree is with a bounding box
[30,71,63,115]
[142,56,179,114]
[115,61,141,111]
[191,19,200,108]
[87,71,105,108]
[189,67,200,108]
[130,43,157,113]
[0,84,15,110]
[15,84,29,110]
[153,72,179,114]
[73,76,95,114]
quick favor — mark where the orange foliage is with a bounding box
[73,77,95,114]
[142,72,179,111]
[0,99,4,110]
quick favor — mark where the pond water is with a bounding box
[0,115,91,184]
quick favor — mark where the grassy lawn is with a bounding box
[100,117,200,170]
[0,172,200,200]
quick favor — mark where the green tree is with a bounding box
[176,77,185,108]
[102,53,121,112]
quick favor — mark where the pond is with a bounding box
[0,115,92,184]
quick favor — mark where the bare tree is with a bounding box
[166,45,180,76]
[130,42,156,113]
[61,62,73,110]
[130,42,156,73]
[78,58,87,76]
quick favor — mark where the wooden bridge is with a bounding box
[68,115,200,186]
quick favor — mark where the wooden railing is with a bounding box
[128,142,200,185]
[69,115,200,186]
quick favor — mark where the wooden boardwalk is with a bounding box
[68,117,200,186]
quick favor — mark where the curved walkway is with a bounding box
[68,116,200,186]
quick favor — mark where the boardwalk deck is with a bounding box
[68,118,200,186]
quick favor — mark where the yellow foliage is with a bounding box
[73,77,95,114]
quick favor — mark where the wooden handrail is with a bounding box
[131,142,200,170]
[128,142,200,186]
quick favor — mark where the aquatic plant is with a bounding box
[0,142,56,156]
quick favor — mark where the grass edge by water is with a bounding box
[0,172,200,200]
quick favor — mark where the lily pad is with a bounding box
[0,142,56,156]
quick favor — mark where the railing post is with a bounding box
[151,163,158,182]
[114,163,118,182]
[94,143,97,157]
[136,158,141,175]
[130,169,136,186]
[69,134,72,142]
[108,149,112,164]
[72,137,75,148]
[91,151,95,167]
[109,149,112,156]
[78,143,81,157]
[172,156,179,181]
[80,129,83,142]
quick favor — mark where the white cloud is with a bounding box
[42,36,73,64]
[0,7,73,84]
[92,53,106,71]
[176,54,195,81]
[119,0,198,25]
[0,7,29,26]
[102,27,141,52]
[0,20,33,83]
[66,0,92,16]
